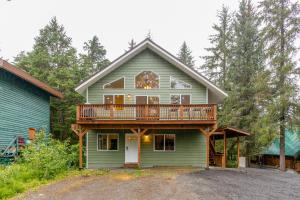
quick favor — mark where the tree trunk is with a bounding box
[279,123,286,171]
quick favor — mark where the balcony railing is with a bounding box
[76,104,217,122]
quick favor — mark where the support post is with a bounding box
[222,132,227,168]
[206,135,210,169]
[237,136,240,168]
[137,128,141,167]
[79,134,83,169]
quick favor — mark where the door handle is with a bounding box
[126,146,128,150]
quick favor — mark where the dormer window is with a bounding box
[170,76,192,89]
[135,71,159,89]
[103,77,125,89]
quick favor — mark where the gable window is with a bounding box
[170,76,192,89]
[104,95,124,110]
[135,71,159,89]
[97,133,119,151]
[154,134,175,151]
[170,94,190,105]
[103,77,125,89]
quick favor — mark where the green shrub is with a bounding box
[0,131,80,199]
[19,131,79,179]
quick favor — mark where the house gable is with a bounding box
[88,49,207,104]
[76,39,227,103]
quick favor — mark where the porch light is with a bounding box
[127,94,132,99]
[143,134,151,143]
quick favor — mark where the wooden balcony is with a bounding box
[76,104,217,125]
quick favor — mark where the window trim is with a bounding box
[97,133,119,151]
[169,94,191,104]
[134,95,160,104]
[153,134,176,152]
[103,76,125,89]
[134,70,160,89]
[170,76,192,89]
[103,94,125,104]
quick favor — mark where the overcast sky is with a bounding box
[0,0,260,66]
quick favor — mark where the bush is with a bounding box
[0,131,79,199]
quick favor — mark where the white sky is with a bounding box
[0,0,248,66]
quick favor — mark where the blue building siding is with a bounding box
[0,69,51,147]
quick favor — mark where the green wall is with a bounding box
[87,130,206,168]
[86,49,207,104]
[0,69,50,147]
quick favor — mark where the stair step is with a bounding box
[123,163,139,168]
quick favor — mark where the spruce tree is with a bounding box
[177,41,195,68]
[14,17,83,140]
[201,5,233,88]
[225,0,272,161]
[128,39,136,50]
[259,0,300,171]
[80,35,109,77]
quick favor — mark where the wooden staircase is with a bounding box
[0,135,25,165]
[209,139,216,166]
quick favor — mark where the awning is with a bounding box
[212,127,250,140]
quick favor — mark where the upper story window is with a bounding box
[170,94,190,105]
[170,76,192,89]
[135,71,159,89]
[103,77,125,89]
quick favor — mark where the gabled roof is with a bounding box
[0,58,63,98]
[75,39,228,101]
[263,130,300,157]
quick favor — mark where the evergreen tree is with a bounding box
[223,0,272,161]
[201,5,233,88]
[128,39,136,50]
[80,36,109,77]
[14,17,84,140]
[177,41,195,68]
[259,0,300,171]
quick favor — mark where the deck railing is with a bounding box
[76,104,217,122]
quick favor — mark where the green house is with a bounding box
[73,39,249,169]
[0,59,63,149]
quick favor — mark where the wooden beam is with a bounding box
[222,133,227,168]
[79,134,83,169]
[237,136,240,168]
[137,129,141,167]
[206,135,210,169]
[130,129,138,135]
[140,129,148,136]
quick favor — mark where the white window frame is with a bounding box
[103,77,125,89]
[153,134,176,152]
[170,76,192,89]
[97,133,119,151]
[134,70,160,89]
[170,94,191,104]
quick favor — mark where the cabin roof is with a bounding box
[0,58,63,98]
[75,39,228,102]
[263,130,300,157]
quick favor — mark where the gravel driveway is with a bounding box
[18,168,300,200]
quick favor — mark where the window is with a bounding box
[170,94,190,105]
[103,77,125,89]
[98,134,119,151]
[154,134,175,151]
[170,76,192,89]
[104,95,124,104]
[135,71,159,89]
[104,95,124,110]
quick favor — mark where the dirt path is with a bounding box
[17,168,300,200]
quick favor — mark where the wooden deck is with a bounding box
[76,104,217,124]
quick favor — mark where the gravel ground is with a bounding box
[18,168,300,200]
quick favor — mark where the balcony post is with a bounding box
[76,105,80,121]
[214,104,217,120]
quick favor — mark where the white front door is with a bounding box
[125,134,138,163]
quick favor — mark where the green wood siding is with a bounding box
[86,49,207,104]
[87,130,125,168]
[0,69,50,147]
[87,130,206,168]
[141,130,206,168]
